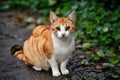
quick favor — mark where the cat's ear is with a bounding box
[50,11,58,24]
[68,10,76,23]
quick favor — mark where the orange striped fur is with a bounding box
[11,10,76,76]
[24,25,53,70]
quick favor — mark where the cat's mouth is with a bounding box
[61,36,66,38]
[59,36,68,40]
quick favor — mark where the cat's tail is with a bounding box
[10,45,32,66]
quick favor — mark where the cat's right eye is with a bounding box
[65,26,70,31]
[56,27,60,31]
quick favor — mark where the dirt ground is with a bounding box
[0,23,70,80]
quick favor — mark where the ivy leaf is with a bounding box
[82,42,91,49]
[92,54,100,61]
[100,36,107,42]
[103,27,108,32]
[96,50,105,57]
[112,29,120,40]
[109,56,120,65]
[81,59,89,65]
[111,74,119,79]
[102,63,115,67]
[85,21,93,34]
[25,17,33,23]
[79,1,87,8]
[103,23,111,32]
[95,16,100,24]
[105,49,114,57]
[1,5,10,10]
[96,25,102,31]
[79,55,85,59]
[48,0,57,6]
[27,23,35,30]
[36,18,43,23]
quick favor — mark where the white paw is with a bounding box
[52,71,61,77]
[61,69,69,75]
[32,66,41,71]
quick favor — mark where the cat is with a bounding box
[11,10,76,77]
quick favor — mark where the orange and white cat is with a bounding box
[11,11,76,77]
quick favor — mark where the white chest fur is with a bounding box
[52,33,75,63]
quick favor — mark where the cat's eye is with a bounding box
[65,26,70,31]
[56,27,60,31]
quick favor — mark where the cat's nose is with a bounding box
[62,33,65,37]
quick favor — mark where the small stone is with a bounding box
[94,69,102,73]
[96,65,102,70]
[14,35,18,38]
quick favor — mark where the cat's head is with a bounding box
[50,11,76,40]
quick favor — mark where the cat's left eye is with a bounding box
[65,26,70,31]
[56,27,60,31]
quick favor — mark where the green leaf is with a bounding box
[111,10,120,21]
[82,42,91,49]
[110,58,119,65]
[100,36,107,42]
[112,29,120,40]
[92,54,100,61]
[97,7,104,14]
[95,16,100,24]
[102,63,115,67]
[103,23,110,32]
[36,18,43,23]
[90,30,98,37]
[48,0,57,6]
[25,17,33,23]
[27,23,35,30]
[1,5,10,10]
[85,22,93,34]
[103,27,108,32]
[96,25,102,31]
[105,49,114,57]
[81,59,89,65]
[109,56,120,65]
[79,1,87,8]
[79,55,85,59]
[111,74,119,78]
[96,50,105,57]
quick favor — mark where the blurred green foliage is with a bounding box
[0,0,120,66]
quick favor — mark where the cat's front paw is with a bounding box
[61,69,69,75]
[52,71,61,77]
[32,66,41,71]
